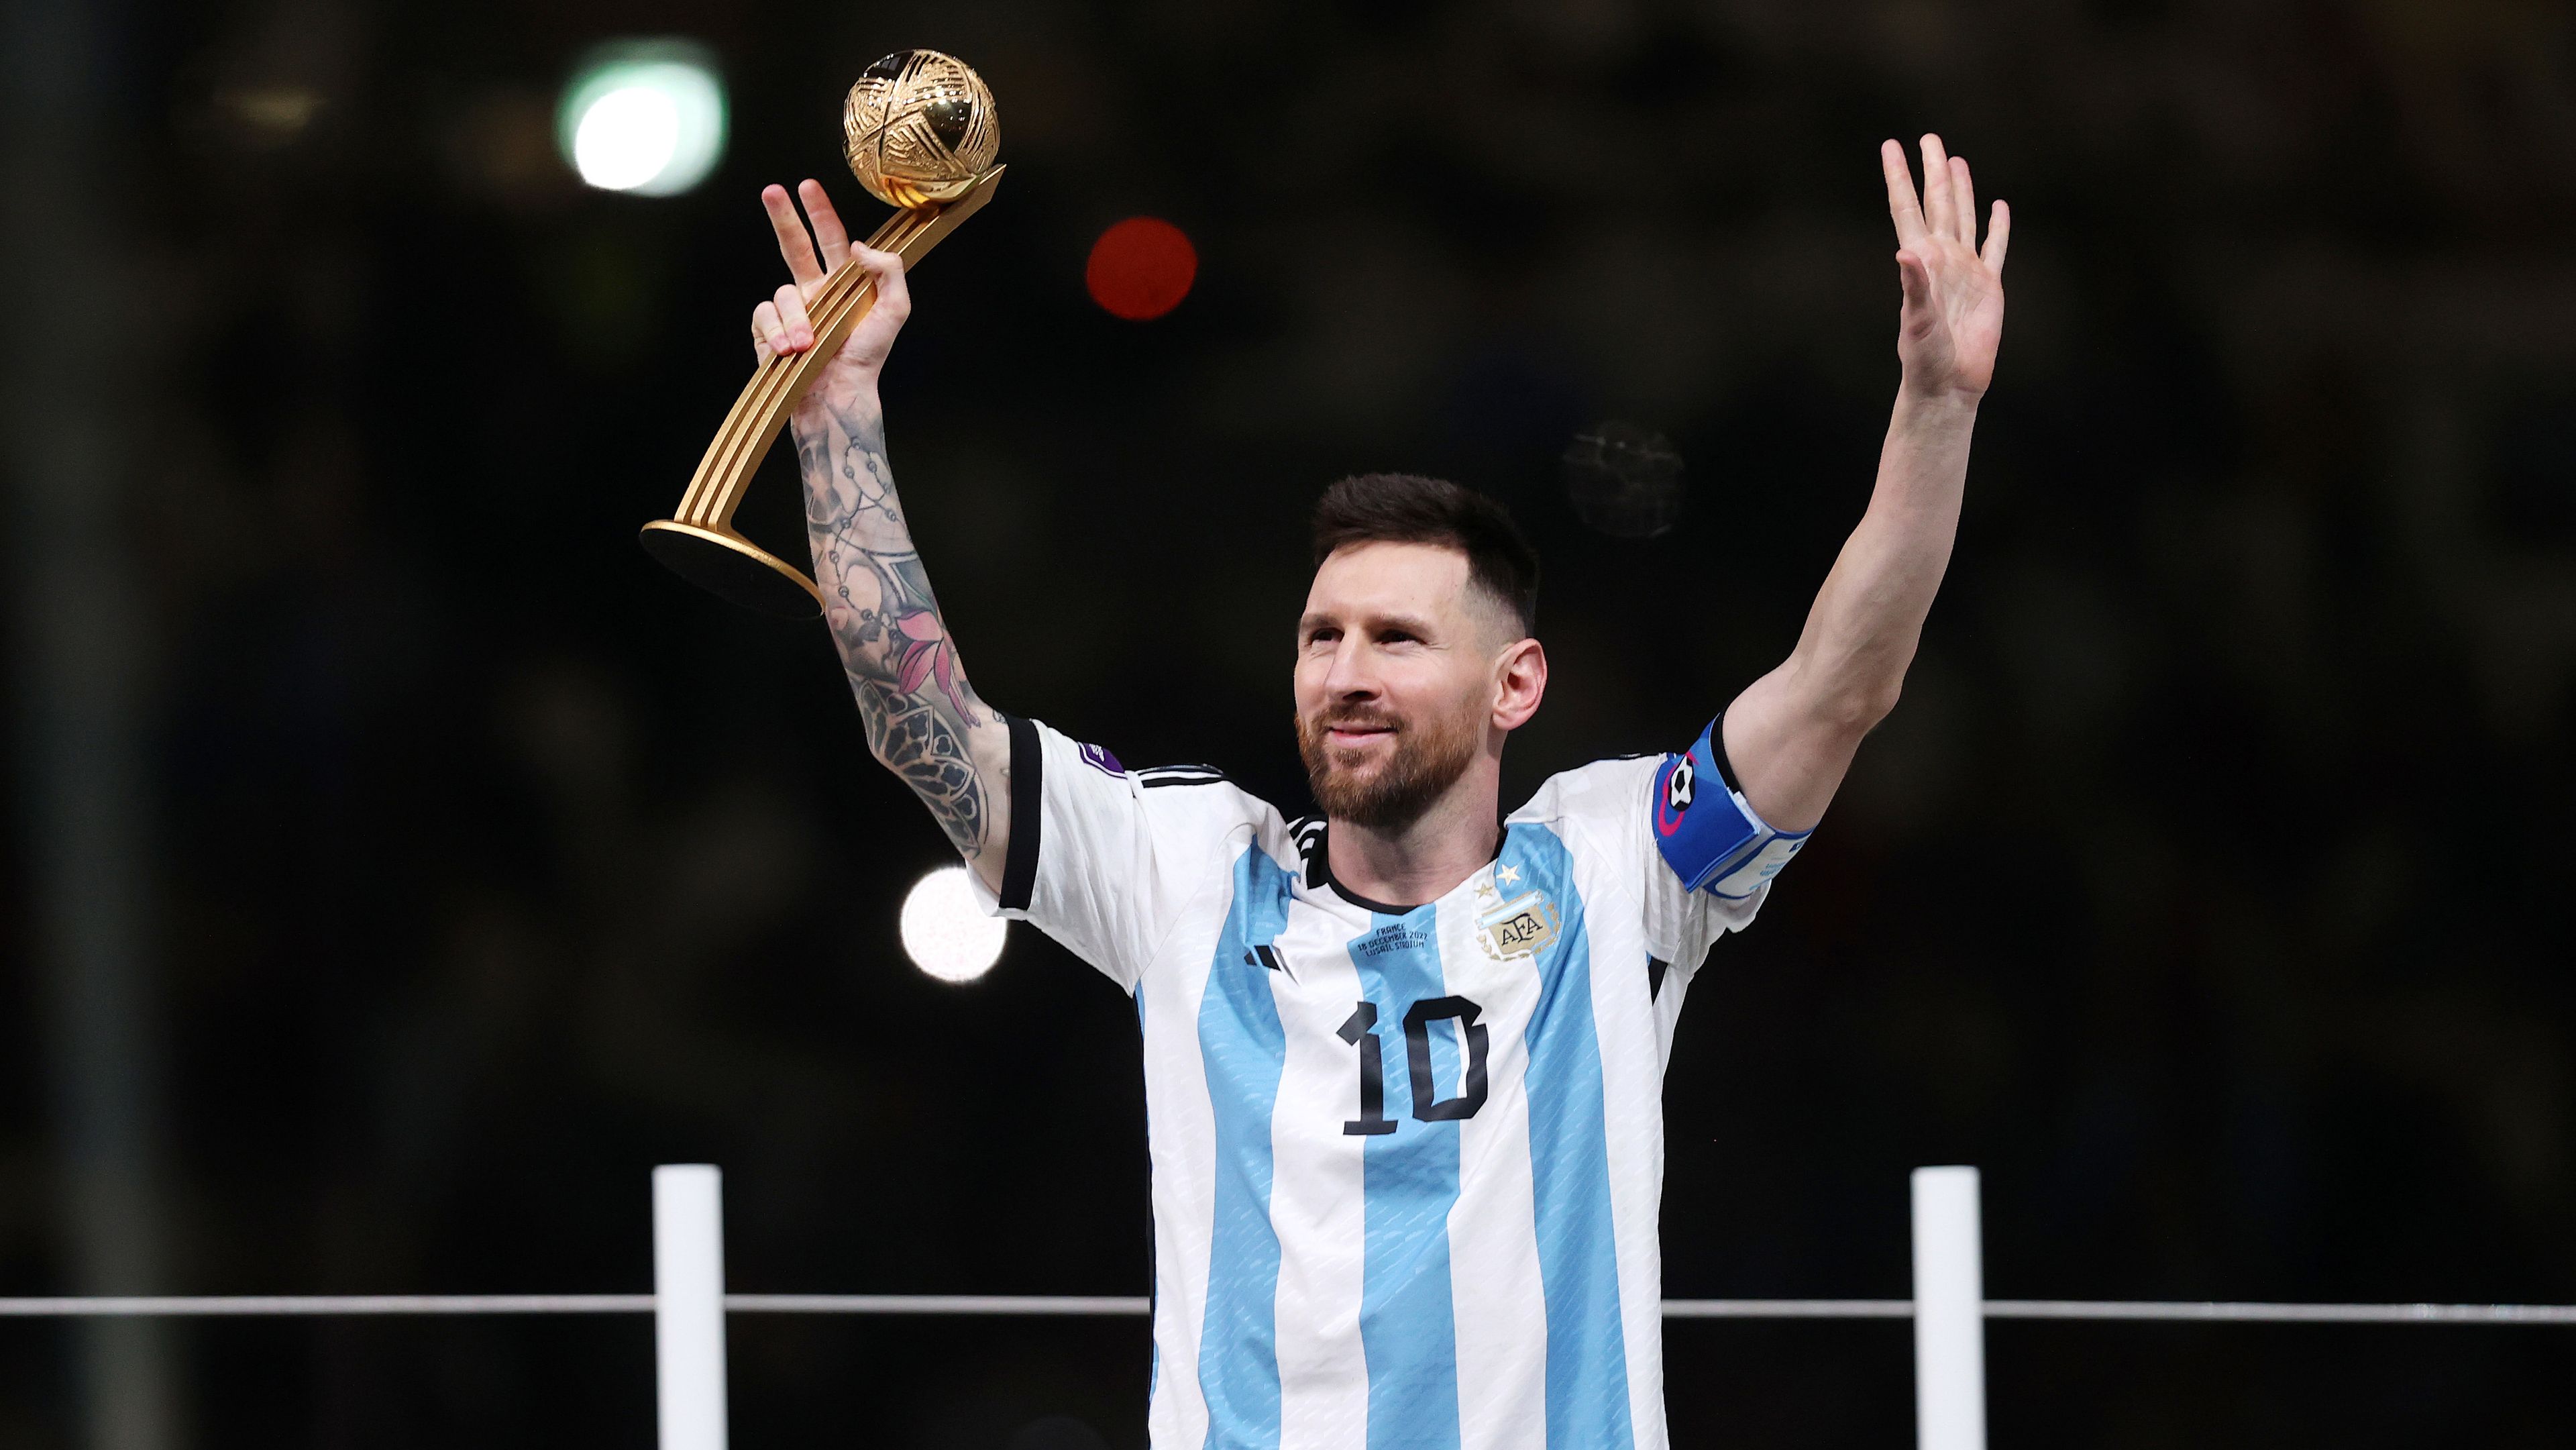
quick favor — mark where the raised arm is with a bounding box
[753,179,1013,891]
[1721,134,2009,832]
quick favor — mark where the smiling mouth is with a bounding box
[1322,722,1395,748]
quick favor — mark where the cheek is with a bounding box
[1379,659,1483,723]
[1291,654,1328,710]
[1446,665,1501,731]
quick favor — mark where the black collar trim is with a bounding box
[1330,879,1424,917]
[1300,820,1506,917]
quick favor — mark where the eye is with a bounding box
[1303,625,1340,647]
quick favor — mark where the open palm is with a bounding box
[1883,136,2008,400]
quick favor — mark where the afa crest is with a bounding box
[1477,888,1562,962]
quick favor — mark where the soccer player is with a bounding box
[748,134,2006,1449]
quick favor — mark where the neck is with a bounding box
[1324,754,1503,909]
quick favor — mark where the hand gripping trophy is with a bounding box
[640,50,1002,617]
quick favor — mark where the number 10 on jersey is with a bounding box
[1336,996,1489,1135]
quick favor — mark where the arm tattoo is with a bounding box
[793,395,993,858]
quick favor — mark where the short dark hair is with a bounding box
[1311,473,1540,637]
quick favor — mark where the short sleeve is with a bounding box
[1519,725,1805,1000]
[1635,777,1767,992]
[968,717,1273,991]
[1603,757,1768,979]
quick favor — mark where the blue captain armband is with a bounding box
[1650,717,1812,899]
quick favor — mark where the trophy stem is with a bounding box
[669,265,865,528]
[641,165,1006,617]
[676,211,914,529]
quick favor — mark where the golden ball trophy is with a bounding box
[639,50,1003,617]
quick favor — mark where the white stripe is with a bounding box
[1267,925,1371,1450]
[1576,839,1670,1450]
[1144,888,1229,1449]
[1446,905,1550,1450]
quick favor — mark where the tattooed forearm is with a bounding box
[857,680,984,849]
[793,393,998,860]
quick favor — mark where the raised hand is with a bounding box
[749,178,912,405]
[1881,135,2008,401]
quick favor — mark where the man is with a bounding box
[747,134,2006,1449]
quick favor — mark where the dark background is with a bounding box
[5,0,2575,1445]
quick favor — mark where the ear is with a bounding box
[1491,637,1547,731]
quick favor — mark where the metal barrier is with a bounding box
[5,1163,2571,1450]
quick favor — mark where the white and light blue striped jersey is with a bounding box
[976,717,1784,1450]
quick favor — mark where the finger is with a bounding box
[798,179,852,272]
[1949,156,1977,247]
[854,243,911,321]
[1880,140,1929,248]
[761,184,825,289]
[750,300,785,363]
[1918,134,1954,241]
[1982,200,2010,273]
[773,283,814,352]
[1896,249,1931,313]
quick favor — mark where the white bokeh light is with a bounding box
[572,85,680,191]
[900,866,1006,983]
[557,46,727,196]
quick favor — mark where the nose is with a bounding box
[1321,633,1378,703]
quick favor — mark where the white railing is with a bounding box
[5,1163,2571,1450]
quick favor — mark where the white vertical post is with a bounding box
[1911,1166,1986,1450]
[654,1164,728,1450]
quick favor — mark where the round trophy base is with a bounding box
[639,521,823,619]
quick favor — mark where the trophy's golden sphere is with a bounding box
[843,50,1000,209]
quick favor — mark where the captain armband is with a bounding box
[1649,717,1812,900]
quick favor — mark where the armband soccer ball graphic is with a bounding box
[1650,717,1812,899]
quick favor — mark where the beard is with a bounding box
[1295,702,1483,833]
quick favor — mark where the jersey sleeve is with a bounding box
[968,716,1269,992]
[1529,717,1811,993]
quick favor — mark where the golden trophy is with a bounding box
[640,49,1004,617]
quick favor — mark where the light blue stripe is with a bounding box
[1346,907,1464,1450]
[1197,847,1293,1449]
[1510,824,1634,1450]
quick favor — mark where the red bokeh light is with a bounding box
[1085,217,1197,321]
